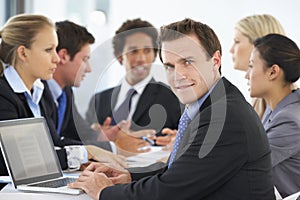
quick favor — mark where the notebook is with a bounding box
[0,117,82,195]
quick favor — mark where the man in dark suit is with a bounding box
[85,18,182,144]
[42,82,112,148]
[70,18,275,200]
[42,20,127,169]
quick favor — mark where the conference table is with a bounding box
[1,184,92,200]
[0,146,170,199]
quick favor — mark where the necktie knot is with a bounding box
[168,110,191,168]
[57,91,67,135]
[180,111,190,124]
[126,88,136,98]
[57,91,66,104]
[111,88,136,125]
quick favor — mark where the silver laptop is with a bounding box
[0,117,82,195]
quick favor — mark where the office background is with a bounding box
[1,0,299,115]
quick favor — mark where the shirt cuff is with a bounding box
[64,145,88,170]
[109,141,117,154]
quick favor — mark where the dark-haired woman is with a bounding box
[246,33,300,197]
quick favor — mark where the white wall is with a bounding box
[75,0,300,116]
[1,0,299,115]
[32,0,96,25]
[0,0,5,26]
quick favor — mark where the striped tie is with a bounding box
[168,110,190,168]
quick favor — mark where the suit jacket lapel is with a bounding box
[15,92,33,116]
[132,78,157,122]
[174,77,228,161]
[42,81,58,123]
[109,86,121,117]
[264,88,300,132]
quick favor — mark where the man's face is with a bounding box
[58,43,92,87]
[121,32,155,85]
[161,34,221,105]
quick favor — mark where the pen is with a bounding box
[141,136,155,146]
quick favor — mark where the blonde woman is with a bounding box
[0,14,126,177]
[230,14,286,118]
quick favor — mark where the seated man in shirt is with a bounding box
[86,18,182,147]
[69,18,275,200]
[42,20,127,170]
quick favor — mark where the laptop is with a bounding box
[0,117,82,195]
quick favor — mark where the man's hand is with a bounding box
[86,162,132,184]
[69,170,113,200]
[126,129,156,138]
[85,145,127,168]
[154,128,177,148]
[115,130,151,155]
[91,117,120,141]
[117,120,156,138]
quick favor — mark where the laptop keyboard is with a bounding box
[30,177,77,188]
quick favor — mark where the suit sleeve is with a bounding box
[127,162,167,181]
[0,92,25,121]
[70,98,112,151]
[85,94,98,125]
[100,108,249,200]
[61,89,113,151]
[0,92,27,175]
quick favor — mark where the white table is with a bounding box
[0,147,169,199]
[0,184,92,200]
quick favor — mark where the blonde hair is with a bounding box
[236,14,285,43]
[0,14,55,73]
[236,14,287,119]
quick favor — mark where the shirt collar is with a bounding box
[272,88,300,114]
[262,88,300,125]
[4,66,44,104]
[47,79,63,101]
[121,74,152,95]
[186,78,221,120]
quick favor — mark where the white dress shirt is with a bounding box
[115,74,152,120]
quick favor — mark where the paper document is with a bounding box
[126,146,170,167]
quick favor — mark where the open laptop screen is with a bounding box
[0,118,62,186]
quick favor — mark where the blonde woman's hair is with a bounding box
[236,14,285,43]
[0,13,55,73]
